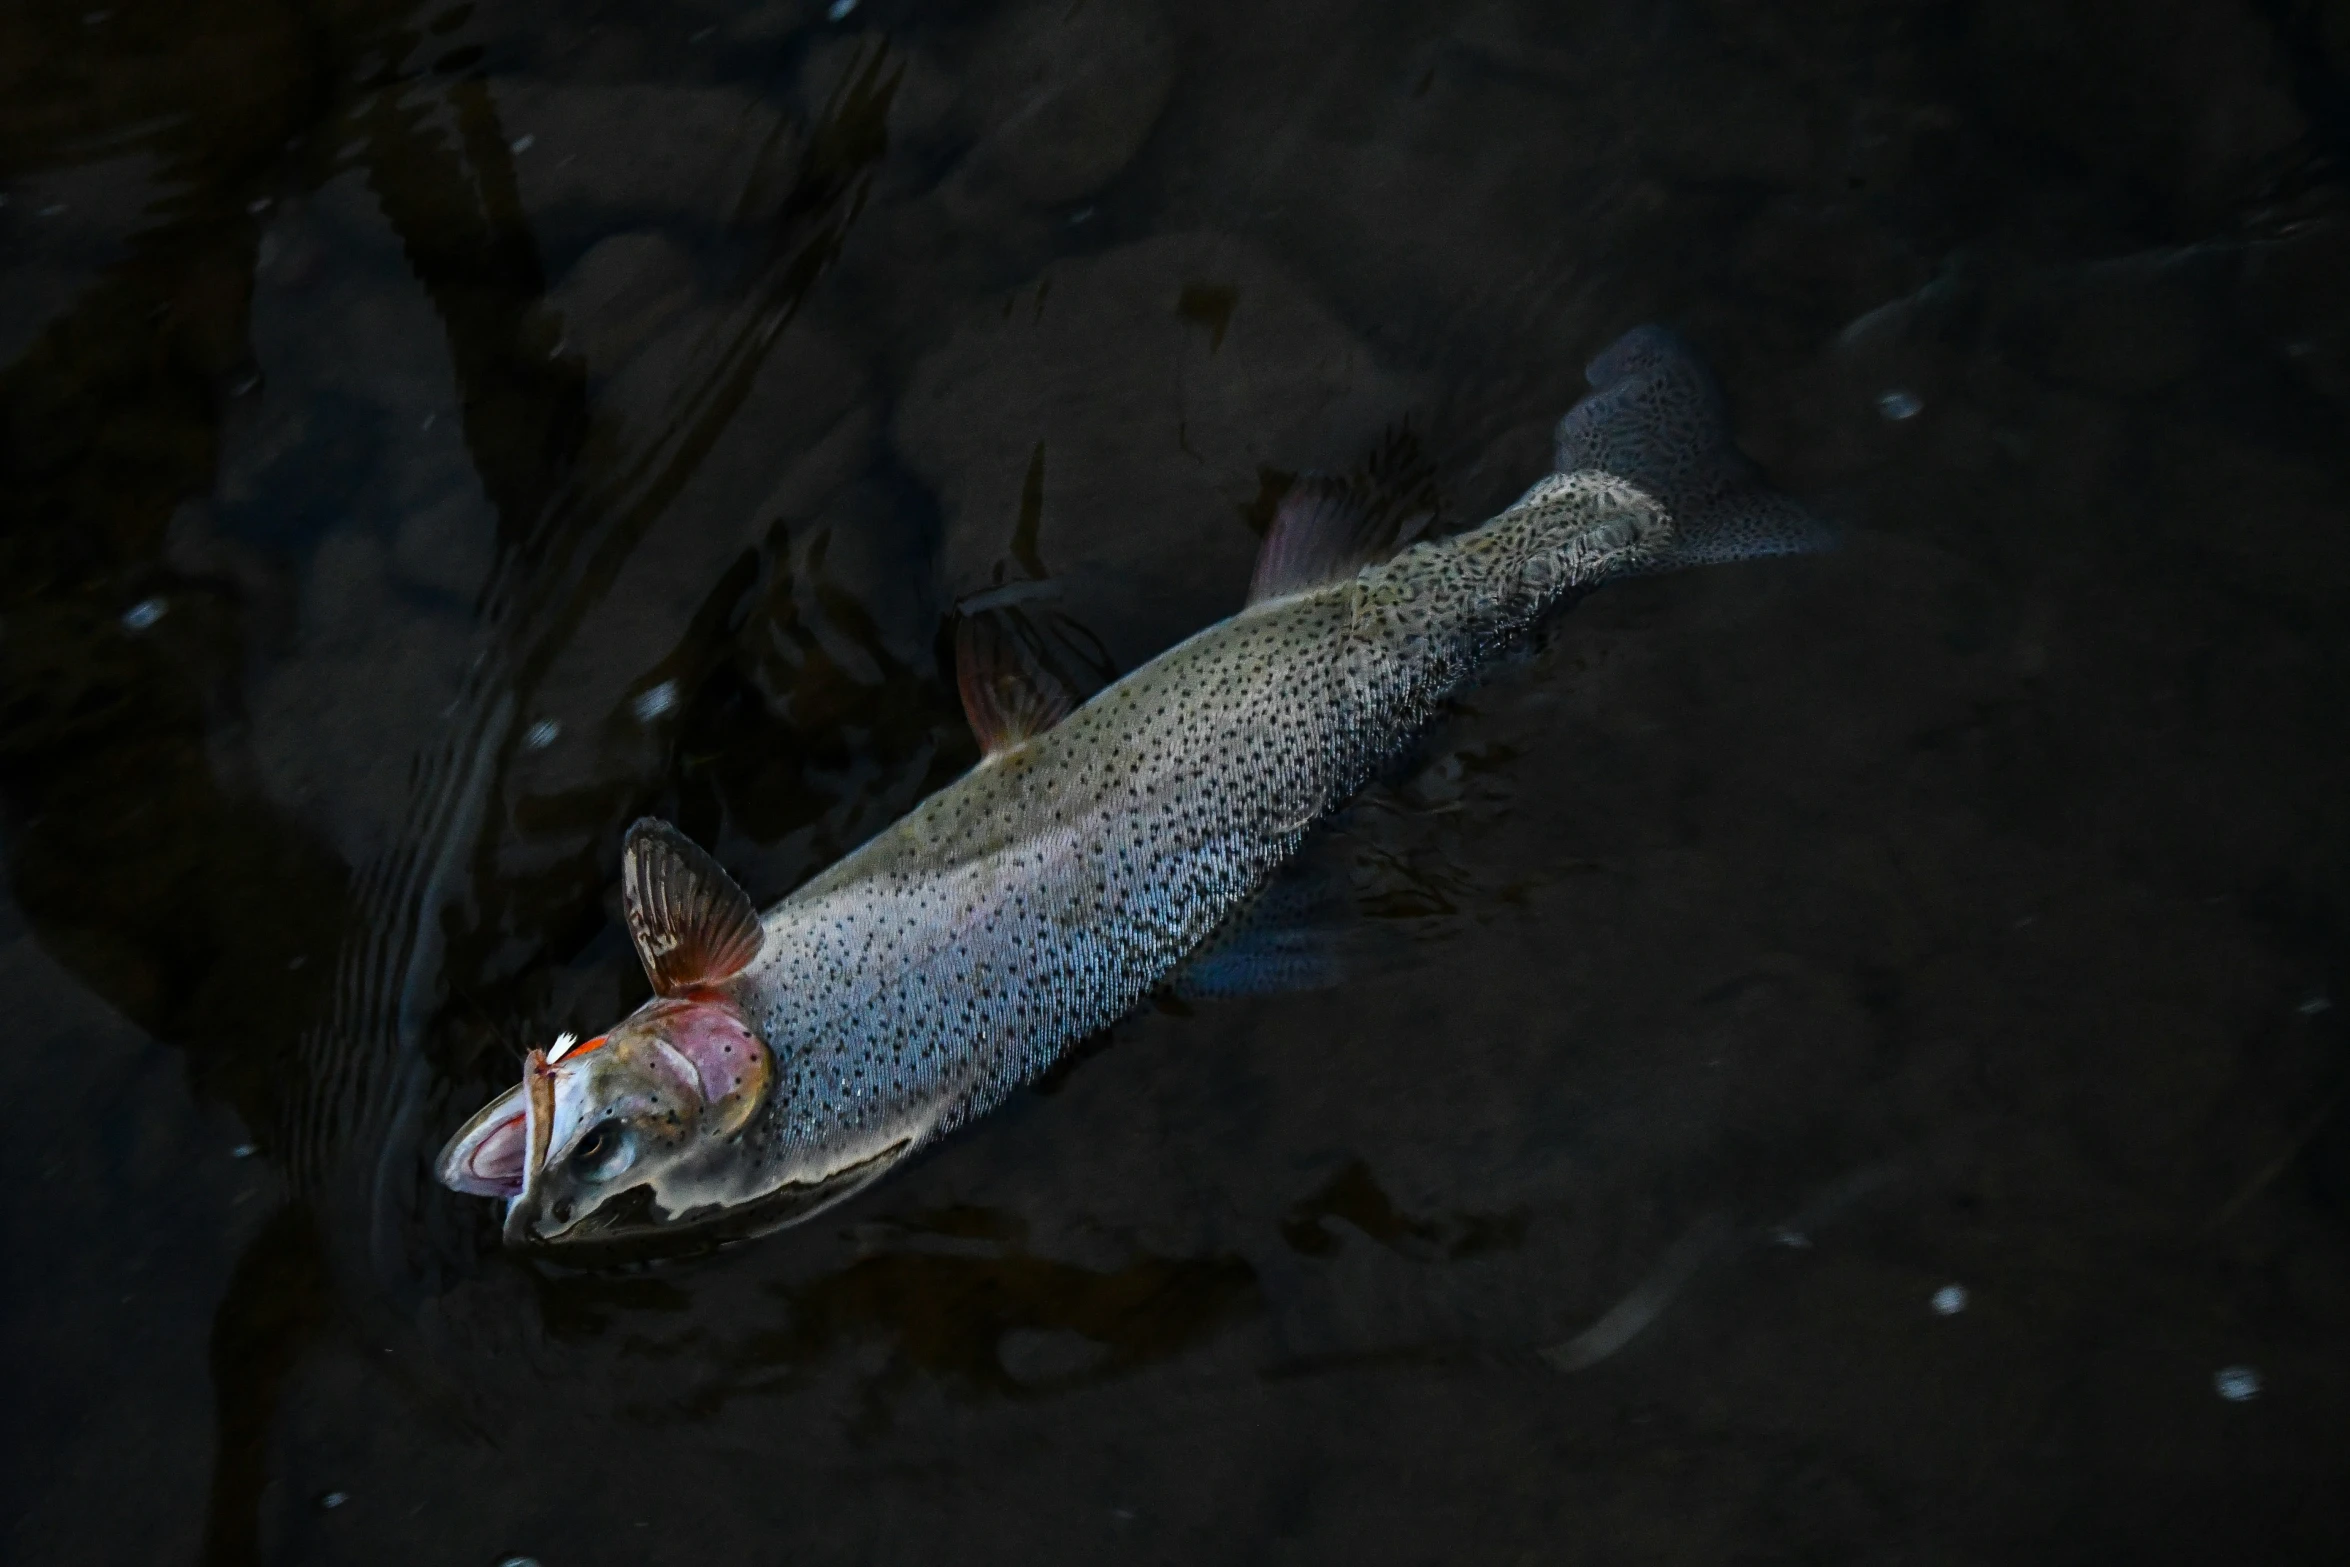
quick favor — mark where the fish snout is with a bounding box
[502,1191,579,1246]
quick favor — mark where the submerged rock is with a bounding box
[948,0,1178,207]
[489,81,801,251]
[896,231,1419,670]
[0,150,170,365]
[548,230,701,383]
[390,489,496,603]
[521,316,879,759]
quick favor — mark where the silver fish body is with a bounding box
[698,473,1668,1209]
[439,325,1828,1245]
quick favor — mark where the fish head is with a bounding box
[434,994,773,1248]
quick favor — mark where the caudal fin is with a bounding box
[1553,325,1833,571]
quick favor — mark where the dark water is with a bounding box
[6,0,2350,1561]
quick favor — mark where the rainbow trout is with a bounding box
[437,325,1828,1248]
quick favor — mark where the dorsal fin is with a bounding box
[621,819,764,995]
[954,603,1106,757]
[1247,429,1439,605]
[1247,477,1388,603]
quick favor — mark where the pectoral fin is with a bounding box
[622,819,764,996]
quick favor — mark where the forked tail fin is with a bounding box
[1554,325,1833,571]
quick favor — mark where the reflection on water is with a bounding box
[6,0,2350,1562]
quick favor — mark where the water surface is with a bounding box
[5,1,2349,1562]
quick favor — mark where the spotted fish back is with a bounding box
[735,471,1670,1170]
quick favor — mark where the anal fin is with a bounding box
[1169,841,1396,1001]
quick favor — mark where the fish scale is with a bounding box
[436,324,1832,1245]
[736,472,1668,1170]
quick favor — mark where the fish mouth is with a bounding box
[504,1138,916,1262]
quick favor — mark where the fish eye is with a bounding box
[569,1121,634,1181]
